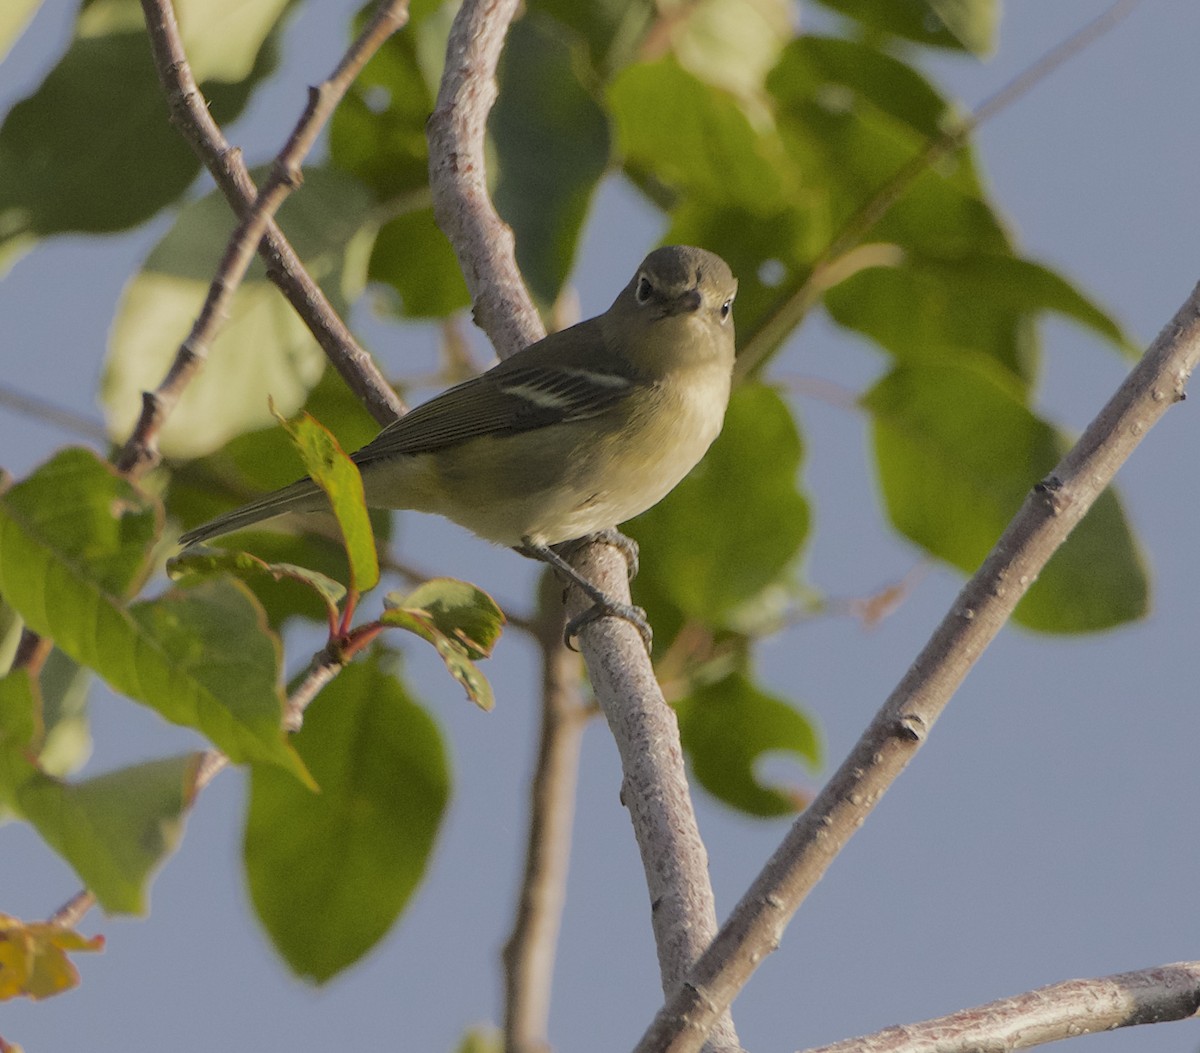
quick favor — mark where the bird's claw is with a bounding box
[564,600,653,654]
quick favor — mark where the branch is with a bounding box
[48,645,349,931]
[0,383,109,443]
[736,0,1144,379]
[426,0,544,359]
[425,4,739,1049]
[560,545,741,1052]
[801,962,1200,1053]
[632,282,1200,1053]
[502,574,587,1053]
[122,0,411,479]
[48,0,408,938]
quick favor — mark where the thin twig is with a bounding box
[0,383,109,443]
[632,282,1200,1053]
[46,1,406,932]
[121,0,412,478]
[801,962,1200,1053]
[138,0,407,428]
[502,573,587,1053]
[426,4,741,1049]
[736,0,1144,379]
[48,647,348,929]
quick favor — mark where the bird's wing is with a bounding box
[352,324,637,467]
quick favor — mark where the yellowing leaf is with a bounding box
[0,914,104,1002]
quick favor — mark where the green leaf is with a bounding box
[0,597,23,677]
[129,581,312,778]
[1016,485,1149,633]
[768,41,1008,260]
[0,667,192,912]
[676,672,820,816]
[101,167,375,459]
[277,412,379,595]
[492,14,611,305]
[0,669,38,755]
[813,0,996,55]
[16,753,201,915]
[0,657,92,811]
[369,207,471,318]
[926,0,997,56]
[381,580,505,711]
[610,58,789,212]
[167,364,387,528]
[329,8,436,199]
[628,384,809,632]
[168,547,346,625]
[167,367,392,628]
[37,649,93,778]
[245,654,449,982]
[864,362,1149,632]
[0,0,289,267]
[0,668,38,821]
[525,0,655,78]
[0,448,159,599]
[0,451,309,781]
[825,254,1136,384]
[664,0,793,101]
[784,35,958,140]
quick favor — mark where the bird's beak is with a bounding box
[664,288,703,316]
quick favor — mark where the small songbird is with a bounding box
[180,245,739,649]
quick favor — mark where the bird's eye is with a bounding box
[720,299,733,322]
[635,274,653,305]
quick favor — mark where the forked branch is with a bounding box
[632,283,1200,1052]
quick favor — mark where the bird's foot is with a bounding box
[564,598,652,654]
[517,533,652,654]
[558,528,640,582]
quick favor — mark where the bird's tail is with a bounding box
[178,478,327,547]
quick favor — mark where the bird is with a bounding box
[179,245,739,650]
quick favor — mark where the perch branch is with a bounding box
[632,282,1200,1053]
[426,3,740,1049]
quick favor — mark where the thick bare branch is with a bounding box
[426,3,739,1049]
[502,576,587,1053]
[632,283,1200,1053]
[802,962,1200,1053]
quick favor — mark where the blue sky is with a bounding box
[3,3,1199,1051]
